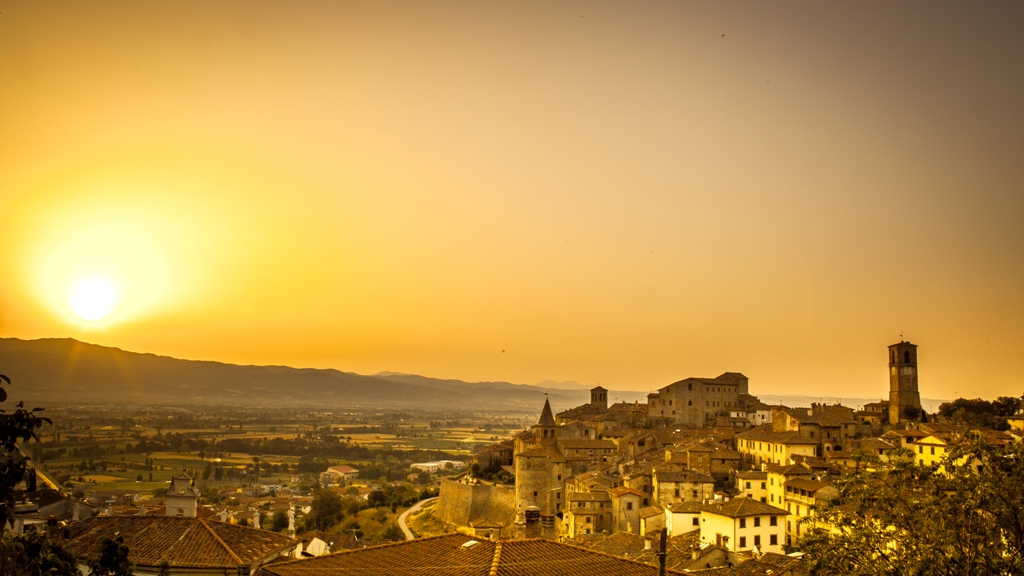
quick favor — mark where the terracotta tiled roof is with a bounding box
[256,533,686,576]
[763,462,813,477]
[736,429,819,445]
[608,487,644,498]
[687,553,803,575]
[703,499,787,518]
[61,516,299,569]
[327,465,359,474]
[567,491,611,502]
[784,477,831,492]
[576,531,703,569]
[638,506,663,519]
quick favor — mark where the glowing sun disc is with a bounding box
[68,277,120,321]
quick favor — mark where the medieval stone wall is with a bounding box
[435,478,516,532]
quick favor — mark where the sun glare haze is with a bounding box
[68,276,120,322]
[0,1,1021,399]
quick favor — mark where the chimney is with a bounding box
[524,507,540,539]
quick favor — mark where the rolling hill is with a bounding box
[0,338,646,412]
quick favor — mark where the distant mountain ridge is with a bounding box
[0,337,646,412]
[755,394,949,414]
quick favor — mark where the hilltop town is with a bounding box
[3,340,1023,575]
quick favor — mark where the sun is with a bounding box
[68,277,121,321]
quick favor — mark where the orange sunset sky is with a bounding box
[1,2,1022,400]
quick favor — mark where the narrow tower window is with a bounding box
[904,350,910,363]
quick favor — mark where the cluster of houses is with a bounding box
[5,340,1022,575]
[444,341,1022,573]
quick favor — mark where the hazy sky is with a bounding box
[1,1,1022,400]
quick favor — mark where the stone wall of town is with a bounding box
[435,478,516,530]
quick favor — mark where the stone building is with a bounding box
[513,399,565,538]
[646,373,750,427]
[889,340,923,424]
[651,468,715,508]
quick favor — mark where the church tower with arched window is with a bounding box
[888,341,922,424]
[532,398,557,445]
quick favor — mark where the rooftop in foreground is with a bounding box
[257,533,687,576]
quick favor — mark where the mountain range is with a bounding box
[0,338,648,412]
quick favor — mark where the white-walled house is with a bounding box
[665,500,705,536]
[699,498,788,555]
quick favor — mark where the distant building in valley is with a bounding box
[321,465,359,484]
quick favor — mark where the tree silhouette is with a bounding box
[0,374,52,528]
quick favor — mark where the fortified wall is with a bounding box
[435,478,516,535]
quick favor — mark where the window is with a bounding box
[905,350,910,363]
[688,400,692,406]
[692,517,699,526]
[770,516,777,526]
[739,518,746,528]
[931,447,935,455]
[626,502,633,510]
[669,400,673,406]
[674,489,680,497]
[754,535,761,547]
[919,446,923,454]
[533,491,538,497]
[643,498,649,506]
[745,482,751,489]
[761,482,766,489]
[739,537,746,548]
[754,517,761,527]
[692,489,698,498]
[558,475,562,480]
[770,534,778,545]
[586,517,592,523]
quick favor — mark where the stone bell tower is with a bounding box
[888,341,922,424]
[531,398,557,445]
[590,386,608,411]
